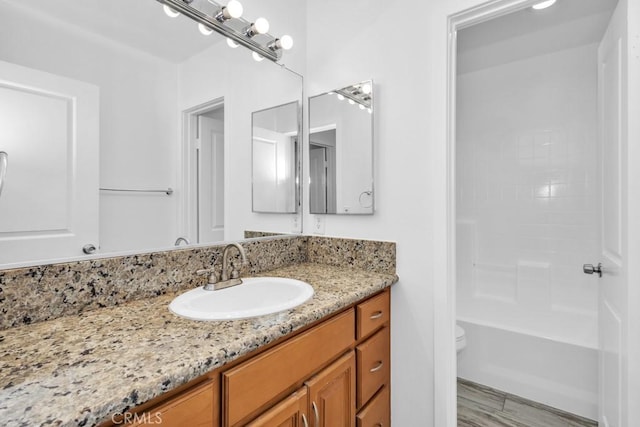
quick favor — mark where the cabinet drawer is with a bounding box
[127,379,215,427]
[223,309,355,426]
[356,385,390,427]
[356,326,390,408]
[356,291,390,339]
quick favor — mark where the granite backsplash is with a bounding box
[0,235,395,330]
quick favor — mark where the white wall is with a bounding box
[456,44,600,346]
[0,2,179,254]
[304,0,523,425]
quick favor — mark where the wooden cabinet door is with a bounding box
[356,386,390,427]
[306,352,356,427]
[356,327,390,409]
[246,387,309,427]
[127,379,216,427]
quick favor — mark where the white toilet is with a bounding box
[456,324,467,354]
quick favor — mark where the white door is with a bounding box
[597,0,637,425]
[198,115,224,243]
[0,60,99,265]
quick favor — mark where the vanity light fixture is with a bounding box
[532,0,556,10]
[157,0,292,62]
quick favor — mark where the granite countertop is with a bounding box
[0,262,397,427]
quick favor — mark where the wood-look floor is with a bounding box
[457,378,598,427]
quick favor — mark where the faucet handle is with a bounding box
[196,268,219,284]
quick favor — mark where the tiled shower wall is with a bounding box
[456,44,600,325]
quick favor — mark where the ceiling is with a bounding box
[1,0,225,62]
[457,0,619,74]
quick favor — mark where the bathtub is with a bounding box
[457,305,598,420]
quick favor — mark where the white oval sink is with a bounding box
[169,277,314,321]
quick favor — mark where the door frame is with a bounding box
[179,97,224,244]
[438,1,575,426]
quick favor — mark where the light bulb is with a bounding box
[227,38,239,48]
[226,0,243,18]
[337,94,345,101]
[359,104,365,110]
[216,0,243,22]
[361,83,372,95]
[367,108,373,114]
[532,0,556,10]
[198,23,213,35]
[163,5,180,18]
[254,17,269,34]
[268,35,294,52]
[252,52,264,62]
[348,99,355,105]
[280,35,293,50]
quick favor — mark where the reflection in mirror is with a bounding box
[252,102,300,213]
[0,0,303,268]
[309,80,374,215]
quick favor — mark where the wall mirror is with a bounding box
[309,80,374,215]
[0,0,303,268]
[252,101,300,213]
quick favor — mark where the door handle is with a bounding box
[583,263,602,277]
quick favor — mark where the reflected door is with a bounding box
[309,144,328,214]
[198,115,224,243]
[0,60,99,264]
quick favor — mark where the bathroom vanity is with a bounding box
[106,290,390,427]
[0,236,397,427]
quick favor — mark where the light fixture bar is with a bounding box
[156,0,281,62]
[335,82,372,108]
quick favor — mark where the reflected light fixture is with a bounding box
[158,0,292,62]
[198,23,213,35]
[532,0,556,10]
[334,80,373,112]
[163,5,180,17]
[252,52,264,62]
